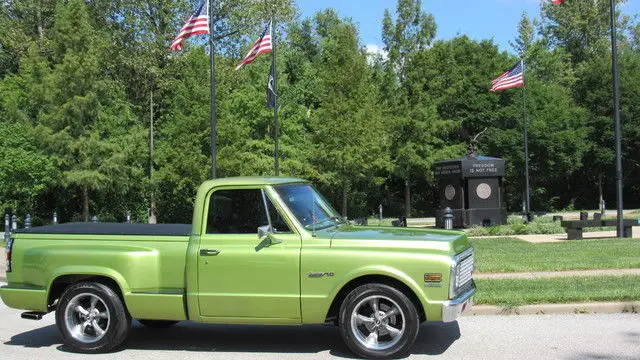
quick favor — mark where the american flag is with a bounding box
[235,22,272,70]
[169,1,209,51]
[490,60,525,92]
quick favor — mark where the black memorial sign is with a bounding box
[434,155,506,228]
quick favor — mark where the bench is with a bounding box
[391,217,407,227]
[560,219,639,240]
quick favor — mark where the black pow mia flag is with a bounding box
[267,61,276,108]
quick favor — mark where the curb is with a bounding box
[466,301,640,316]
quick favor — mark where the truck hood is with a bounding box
[318,225,470,255]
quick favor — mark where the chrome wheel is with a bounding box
[350,295,406,351]
[64,293,110,343]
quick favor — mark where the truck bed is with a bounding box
[13,222,192,236]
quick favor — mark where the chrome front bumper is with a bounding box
[442,286,475,322]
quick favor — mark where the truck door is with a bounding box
[197,187,302,321]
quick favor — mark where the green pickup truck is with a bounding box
[1,177,474,359]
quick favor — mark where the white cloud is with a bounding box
[365,44,388,60]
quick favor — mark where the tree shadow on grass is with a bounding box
[4,320,460,358]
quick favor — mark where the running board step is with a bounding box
[21,311,46,320]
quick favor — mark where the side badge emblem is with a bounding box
[308,272,335,278]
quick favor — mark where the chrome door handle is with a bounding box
[200,249,220,256]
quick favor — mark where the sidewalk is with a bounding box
[471,226,640,243]
[474,268,640,280]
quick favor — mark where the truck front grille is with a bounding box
[451,248,474,298]
[455,253,474,291]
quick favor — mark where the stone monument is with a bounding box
[434,153,506,228]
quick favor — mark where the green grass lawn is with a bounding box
[475,275,640,306]
[471,237,640,272]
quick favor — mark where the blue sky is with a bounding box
[295,0,640,54]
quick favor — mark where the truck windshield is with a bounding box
[274,184,343,230]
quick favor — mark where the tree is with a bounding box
[540,0,629,64]
[0,122,58,216]
[307,10,389,217]
[0,0,57,78]
[37,0,145,221]
[381,0,443,217]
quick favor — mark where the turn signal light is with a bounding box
[424,273,442,283]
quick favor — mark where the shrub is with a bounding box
[466,215,566,237]
[534,216,555,224]
[507,216,526,225]
[487,226,501,236]
[511,223,528,234]
[498,226,516,236]
[467,226,490,236]
[518,220,563,235]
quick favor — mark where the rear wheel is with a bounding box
[55,281,131,353]
[138,320,179,328]
[339,283,419,359]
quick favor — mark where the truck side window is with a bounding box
[207,189,266,234]
[266,196,293,234]
[206,189,291,234]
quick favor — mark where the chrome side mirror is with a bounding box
[257,225,282,246]
[258,225,271,241]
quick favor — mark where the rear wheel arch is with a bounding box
[48,274,126,308]
[325,274,426,325]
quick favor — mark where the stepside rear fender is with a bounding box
[14,242,187,319]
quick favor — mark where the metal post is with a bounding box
[610,0,624,237]
[25,214,32,229]
[53,211,58,225]
[126,210,131,224]
[4,213,9,242]
[209,0,218,179]
[443,207,453,230]
[149,90,156,224]
[272,18,279,176]
[521,64,531,223]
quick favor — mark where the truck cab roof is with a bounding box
[200,176,309,188]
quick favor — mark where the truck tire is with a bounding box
[138,320,179,328]
[338,283,419,359]
[55,281,131,353]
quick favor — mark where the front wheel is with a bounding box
[55,281,131,353]
[339,283,420,359]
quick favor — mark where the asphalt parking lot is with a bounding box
[0,295,638,360]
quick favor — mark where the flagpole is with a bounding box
[272,17,279,176]
[149,90,156,224]
[610,0,623,236]
[521,60,531,222]
[209,0,218,179]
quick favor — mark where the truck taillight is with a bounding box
[5,238,13,272]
